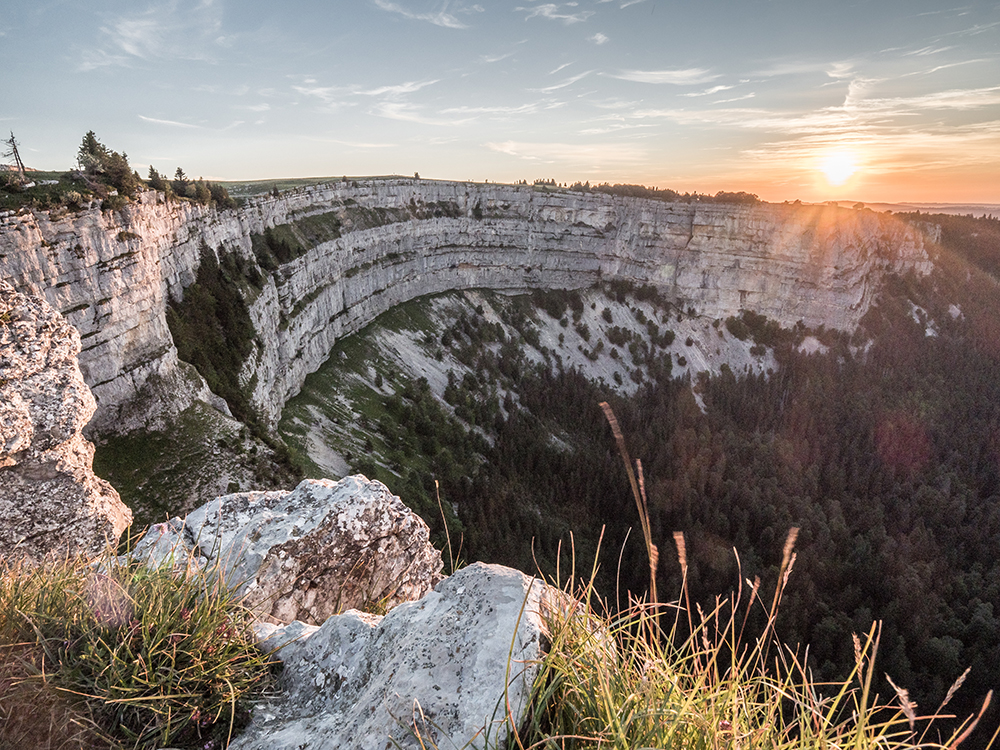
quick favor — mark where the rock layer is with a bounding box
[237,562,560,750]
[0,181,933,433]
[0,281,131,559]
[130,475,444,624]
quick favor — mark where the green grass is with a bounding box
[512,536,996,750]
[0,170,96,212]
[218,174,407,198]
[0,551,275,750]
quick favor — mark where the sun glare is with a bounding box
[819,150,858,186]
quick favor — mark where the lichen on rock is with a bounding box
[130,475,444,624]
[0,281,132,560]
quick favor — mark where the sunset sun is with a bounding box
[819,150,859,186]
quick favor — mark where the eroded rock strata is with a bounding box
[0,180,932,434]
[0,281,131,558]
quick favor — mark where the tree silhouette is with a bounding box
[2,132,27,184]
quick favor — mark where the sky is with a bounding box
[2,0,998,203]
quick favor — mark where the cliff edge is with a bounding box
[0,181,933,435]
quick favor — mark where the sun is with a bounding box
[819,150,858,186]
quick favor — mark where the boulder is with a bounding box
[234,562,561,750]
[0,281,131,560]
[130,475,444,624]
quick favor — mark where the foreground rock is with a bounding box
[0,281,132,560]
[235,562,561,750]
[131,476,444,624]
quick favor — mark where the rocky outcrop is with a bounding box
[131,475,444,624]
[0,182,933,434]
[237,562,561,750]
[0,281,131,559]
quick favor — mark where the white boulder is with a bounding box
[130,475,445,624]
[234,562,561,750]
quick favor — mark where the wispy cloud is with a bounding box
[293,84,357,112]
[609,68,719,85]
[515,4,595,24]
[358,80,439,97]
[481,51,515,63]
[441,102,550,116]
[906,45,956,56]
[532,70,594,93]
[371,0,481,29]
[373,101,475,126]
[589,33,609,45]
[486,139,647,167]
[713,93,755,104]
[681,84,734,98]
[305,136,397,149]
[138,115,201,129]
[80,0,227,70]
[751,60,855,79]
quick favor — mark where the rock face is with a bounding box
[131,476,444,624]
[0,182,934,434]
[236,562,560,750]
[0,281,131,559]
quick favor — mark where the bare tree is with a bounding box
[2,131,27,184]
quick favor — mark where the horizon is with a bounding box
[3,1,998,205]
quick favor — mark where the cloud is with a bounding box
[713,93,755,104]
[441,103,547,116]
[305,137,397,149]
[138,115,201,128]
[515,4,595,24]
[609,68,719,85]
[578,122,655,135]
[751,60,855,79]
[81,0,227,70]
[681,85,735,98]
[481,51,515,63]
[906,45,956,56]
[358,80,439,97]
[589,33,609,45]
[847,85,1000,114]
[532,70,594,93]
[372,101,475,126]
[485,140,646,167]
[371,0,481,29]
[293,84,356,111]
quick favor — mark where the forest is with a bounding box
[336,213,1000,744]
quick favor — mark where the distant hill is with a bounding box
[847,201,1000,217]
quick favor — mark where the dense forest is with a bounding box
[326,214,1000,744]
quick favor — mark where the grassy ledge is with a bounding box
[0,551,275,750]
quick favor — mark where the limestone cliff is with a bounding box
[0,180,932,434]
[0,281,132,558]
